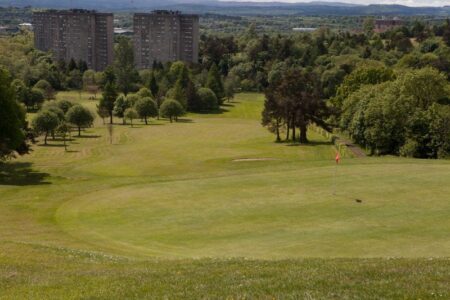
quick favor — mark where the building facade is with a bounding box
[33,9,114,71]
[134,10,199,69]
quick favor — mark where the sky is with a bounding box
[222,0,450,7]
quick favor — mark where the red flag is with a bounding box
[335,152,340,164]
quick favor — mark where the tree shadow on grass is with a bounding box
[76,135,102,139]
[0,162,50,186]
[38,143,66,147]
[285,140,333,147]
[196,108,229,115]
[175,118,194,123]
[221,103,235,108]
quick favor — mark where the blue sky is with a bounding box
[222,0,450,7]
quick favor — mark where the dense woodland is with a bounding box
[1,17,450,160]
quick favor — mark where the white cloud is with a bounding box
[220,0,450,7]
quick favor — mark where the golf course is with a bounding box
[1,92,449,298]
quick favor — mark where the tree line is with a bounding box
[260,19,450,159]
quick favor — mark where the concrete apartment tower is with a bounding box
[33,9,114,71]
[133,10,199,69]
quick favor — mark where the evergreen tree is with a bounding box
[206,63,224,104]
[99,82,118,124]
[149,72,159,97]
[68,58,77,72]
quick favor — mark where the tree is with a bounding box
[266,67,328,143]
[206,63,225,103]
[262,87,283,142]
[83,69,97,93]
[55,99,73,114]
[66,105,94,136]
[224,77,236,102]
[171,79,188,108]
[11,79,30,105]
[134,97,158,125]
[149,72,159,97]
[34,79,55,100]
[197,87,219,111]
[185,80,199,112]
[124,108,139,127]
[125,94,140,107]
[78,60,88,73]
[102,66,116,87]
[363,17,375,36]
[113,95,129,124]
[29,88,45,110]
[136,87,152,98]
[56,122,70,151]
[67,69,83,90]
[443,19,450,47]
[160,99,185,122]
[68,58,77,72]
[96,104,109,125]
[32,110,59,145]
[0,68,27,160]
[41,101,65,124]
[99,82,118,124]
[114,36,138,95]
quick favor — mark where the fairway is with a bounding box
[1,92,450,298]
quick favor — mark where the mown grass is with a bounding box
[1,92,449,298]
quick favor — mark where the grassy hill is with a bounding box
[1,92,449,298]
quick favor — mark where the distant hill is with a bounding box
[0,0,449,16]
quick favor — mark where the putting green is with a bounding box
[55,160,450,258]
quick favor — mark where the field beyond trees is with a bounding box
[1,92,449,298]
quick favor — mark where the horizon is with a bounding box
[219,0,449,7]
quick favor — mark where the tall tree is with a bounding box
[263,67,329,143]
[114,36,138,95]
[0,68,27,160]
[206,63,224,104]
[149,72,159,97]
[99,82,118,124]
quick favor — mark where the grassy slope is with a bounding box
[1,92,449,298]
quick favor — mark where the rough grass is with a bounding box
[1,92,449,298]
